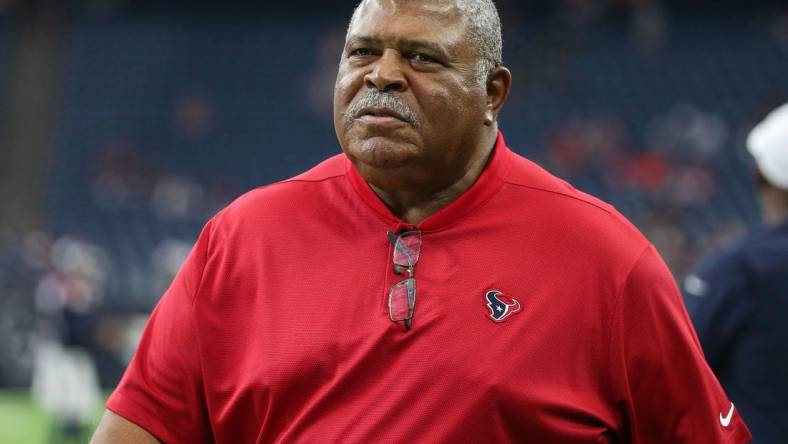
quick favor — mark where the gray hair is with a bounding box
[348,0,503,86]
[458,0,503,85]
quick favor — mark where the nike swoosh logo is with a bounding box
[720,402,735,427]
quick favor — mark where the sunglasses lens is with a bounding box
[388,278,415,322]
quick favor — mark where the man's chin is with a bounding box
[346,137,419,170]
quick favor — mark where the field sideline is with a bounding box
[0,390,106,444]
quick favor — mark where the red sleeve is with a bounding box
[106,220,215,443]
[609,245,751,443]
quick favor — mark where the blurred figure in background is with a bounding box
[31,236,104,443]
[684,102,788,443]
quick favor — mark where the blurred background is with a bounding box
[0,0,786,442]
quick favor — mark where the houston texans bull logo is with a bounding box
[485,290,522,322]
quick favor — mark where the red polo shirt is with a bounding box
[107,132,751,443]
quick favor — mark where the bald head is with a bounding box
[347,0,503,84]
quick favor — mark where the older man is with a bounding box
[92,1,751,442]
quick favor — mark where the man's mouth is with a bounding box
[356,106,409,124]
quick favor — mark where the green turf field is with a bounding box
[0,390,105,444]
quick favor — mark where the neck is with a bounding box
[761,188,788,227]
[370,132,497,225]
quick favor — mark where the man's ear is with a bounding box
[484,66,512,126]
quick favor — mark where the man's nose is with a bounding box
[364,50,407,93]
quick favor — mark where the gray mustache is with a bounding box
[345,90,421,129]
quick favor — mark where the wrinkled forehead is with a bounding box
[354,0,463,18]
[348,0,467,38]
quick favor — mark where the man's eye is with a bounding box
[410,53,438,64]
[349,48,372,57]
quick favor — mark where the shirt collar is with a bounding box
[345,131,513,232]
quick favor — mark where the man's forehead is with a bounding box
[359,0,462,16]
[349,0,467,45]
[351,0,465,28]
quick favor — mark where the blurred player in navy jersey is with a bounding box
[685,102,788,443]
